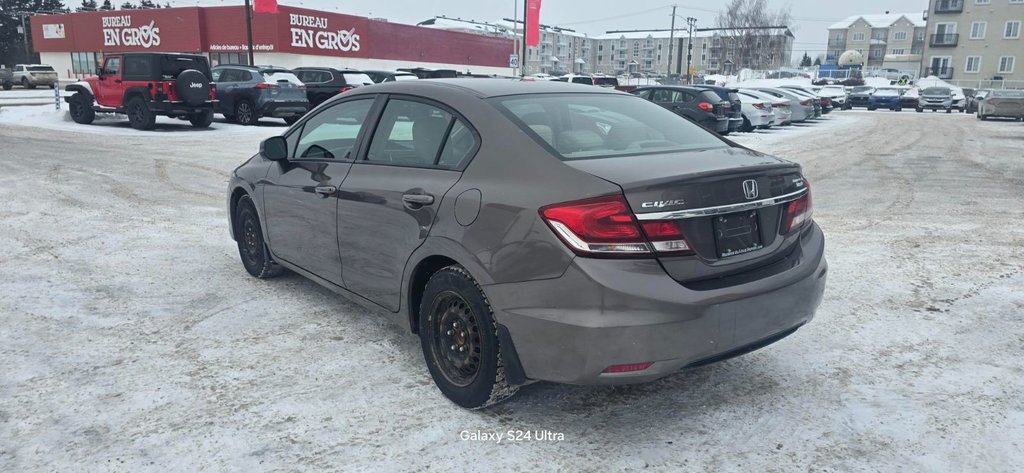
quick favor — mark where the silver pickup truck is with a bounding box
[5,64,59,89]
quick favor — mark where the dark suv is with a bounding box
[690,85,743,134]
[632,86,731,134]
[293,67,375,107]
[65,53,216,130]
[212,65,310,125]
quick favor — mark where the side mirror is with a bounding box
[261,136,289,161]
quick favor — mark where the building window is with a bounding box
[1009,0,1023,4]
[975,0,989,4]
[965,56,982,73]
[852,32,865,41]
[911,47,924,54]
[1005,21,1021,39]
[893,31,908,41]
[970,22,987,39]
[70,52,100,75]
[598,44,603,51]
[916,31,926,40]
[597,55,602,64]
[873,31,887,40]
[633,41,639,57]
[209,53,249,67]
[890,48,906,55]
[836,32,845,41]
[998,56,1015,73]
[870,49,884,58]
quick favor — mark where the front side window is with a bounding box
[495,94,727,160]
[103,57,121,76]
[295,99,374,160]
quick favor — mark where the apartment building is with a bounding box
[826,13,927,73]
[418,16,592,75]
[589,27,792,76]
[921,0,1024,81]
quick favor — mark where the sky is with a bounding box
[177,0,930,60]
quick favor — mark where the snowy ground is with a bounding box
[1,107,1022,472]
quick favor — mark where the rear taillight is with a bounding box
[800,99,811,106]
[753,102,766,110]
[698,102,714,112]
[340,86,353,93]
[540,195,649,255]
[255,83,279,89]
[782,183,813,233]
[540,195,692,257]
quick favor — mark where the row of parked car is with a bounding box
[628,84,839,136]
[842,84,1024,119]
[0,64,60,90]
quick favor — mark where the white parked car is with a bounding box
[818,85,849,109]
[738,89,788,127]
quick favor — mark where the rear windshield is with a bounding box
[821,86,845,94]
[922,87,951,96]
[593,77,619,87]
[851,86,874,93]
[342,72,374,85]
[874,89,900,96]
[28,66,55,72]
[493,94,727,160]
[990,89,1024,98]
[160,56,210,79]
[393,74,417,81]
[571,77,594,85]
[262,71,302,85]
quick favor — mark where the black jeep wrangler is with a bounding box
[66,53,216,131]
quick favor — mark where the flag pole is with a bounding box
[521,0,528,77]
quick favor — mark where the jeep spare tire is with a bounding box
[175,69,210,107]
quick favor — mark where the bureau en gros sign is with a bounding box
[289,14,360,52]
[102,16,161,48]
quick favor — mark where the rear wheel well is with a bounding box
[229,188,250,240]
[408,255,459,334]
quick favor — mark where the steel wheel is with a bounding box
[240,210,261,268]
[429,291,482,387]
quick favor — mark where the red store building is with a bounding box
[29,4,514,79]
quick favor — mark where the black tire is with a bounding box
[22,77,35,89]
[222,114,236,123]
[283,116,300,126]
[980,115,988,121]
[68,92,96,125]
[234,195,284,279]
[126,96,156,130]
[189,109,214,128]
[867,106,876,111]
[894,106,902,112]
[419,265,518,409]
[916,108,923,113]
[946,108,952,114]
[1,81,12,91]
[741,117,753,132]
[235,99,258,126]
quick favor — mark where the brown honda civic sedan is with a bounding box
[227,79,828,408]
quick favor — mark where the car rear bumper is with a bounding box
[149,101,215,115]
[485,222,827,385]
[25,76,58,85]
[259,101,309,117]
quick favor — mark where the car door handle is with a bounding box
[402,193,435,208]
[314,185,336,197]
[114,79,122,84]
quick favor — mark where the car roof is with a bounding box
[114,52,205,58]
[344,78,625,98]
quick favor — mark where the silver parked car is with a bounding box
[735,91,776,131]
[748,87,814,122]
[9,64,59,89]
[977,89,1024,121]
[228,80,827,409]
[738,89,791,126]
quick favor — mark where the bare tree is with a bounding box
[715,0,793,70]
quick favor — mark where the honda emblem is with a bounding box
[742,179,759,200]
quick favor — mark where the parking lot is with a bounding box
[1,105,1022,471]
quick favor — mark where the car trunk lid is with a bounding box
[564,147,808,284]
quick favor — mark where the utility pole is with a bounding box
[21,13,30,61]
[513,0,519,76]
[244,0,255,65]
[686,17,697,84]
[667,5,676,77]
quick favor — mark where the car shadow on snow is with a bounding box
[66,112,289,133]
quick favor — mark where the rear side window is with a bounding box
[495,93,727,160]
[295,99,374,160]
[651,89,685,103]
[366,99,456,167]
[594,78,619,87]
[122,55,149,80]
[438,120,478,169]
[571,77,593,85]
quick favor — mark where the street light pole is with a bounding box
[667,5,676,77]
[21,13,31,61]
[244,0,255,65]
[686,17,697,84]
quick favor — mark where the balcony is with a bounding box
[929,33,959,47]
[934,0,963,14]
[925,67,954,79]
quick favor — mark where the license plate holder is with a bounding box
[713,210,763,259]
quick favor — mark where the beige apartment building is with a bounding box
[826,13,927,74]
[921,0,1024,82]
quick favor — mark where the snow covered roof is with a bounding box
[417,17,513,36]
[828,13,926,30]
[592,27,791,41]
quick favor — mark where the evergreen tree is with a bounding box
[120,1,136,8]
[813,56,822,66]
[139,0,155,7]
[100,0,113,9]
[800,52,812,67]
[78,0,98,11]
[0,0,68,66]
